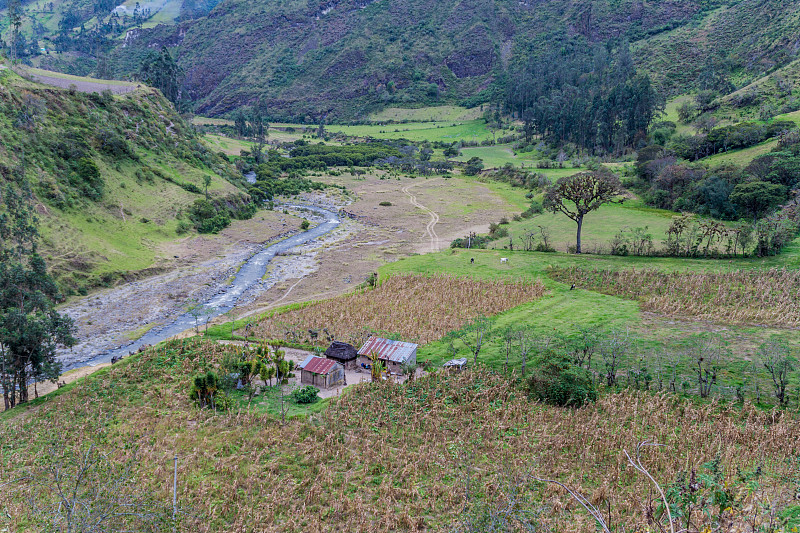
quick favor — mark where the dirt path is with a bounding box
[15,66,139,94]
[402,181,441,252]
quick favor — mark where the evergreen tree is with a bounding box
[0,182,76,409]
[139,46,183,105]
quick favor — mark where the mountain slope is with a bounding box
[6,0,800,119]
[0,66,245,291]
[114,0,738,119]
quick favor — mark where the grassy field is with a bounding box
[367,105,483,123]
[376,245,800,397]
[319,120,512,143]
[701,138,779,167]
[202,134,253,156]
[489,196,678,253]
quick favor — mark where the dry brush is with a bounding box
[551,266,800,327]
[2,340,799,532]
[250,273,546,346]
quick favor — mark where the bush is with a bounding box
[521,200,543,218]
[292,385,320,404]
[300,219,310,230]
[463,156,484,176]
[379,201,392,206]
[527,351,596,407]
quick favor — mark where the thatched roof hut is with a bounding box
[324,341,358,370]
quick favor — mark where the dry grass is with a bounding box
[551,266,800,328]
[2,340,799,532]
[249,273,546,346]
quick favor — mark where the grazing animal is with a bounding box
[470,258,474,264]
[570,284,576,290]
[500,258,508,263]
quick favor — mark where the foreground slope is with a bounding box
[1,340,798,531]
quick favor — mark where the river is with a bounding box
[65,205,341,370]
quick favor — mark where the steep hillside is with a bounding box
[0,66,247,291]
[6,0,800,119]
[116,0,733,119]
[2,340,799,531]
[633,1,800,96]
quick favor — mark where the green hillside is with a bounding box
[0,66,246,291]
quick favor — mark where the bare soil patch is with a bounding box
[15,66,139,94]
[239,173,518,315]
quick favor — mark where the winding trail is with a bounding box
[401,182,441,252]
[66,205,341,370]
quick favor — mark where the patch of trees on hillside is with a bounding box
[506,39,663,155]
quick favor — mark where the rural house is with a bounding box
[297,356,346,389]
[324,341,359,370]
[357,336,418,375]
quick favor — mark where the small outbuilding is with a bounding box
[357,336,418,375]
[298,355,346,389]
[443,358,468,371]
[324,341,359,370]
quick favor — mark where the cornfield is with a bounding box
[250,273,546,346]
[551,266,800,327]
[2,341,798,532]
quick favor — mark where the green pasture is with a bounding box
[320,120,512,143]
[367,105,482,123]
[378,246,800,394]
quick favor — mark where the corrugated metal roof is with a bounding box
[357,336,418,364]
[298,355,338,375]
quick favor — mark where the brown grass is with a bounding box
[551,266,800,327]
[2,340,798,532]
[249,273,546,346]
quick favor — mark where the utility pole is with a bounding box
[172,454,178,531]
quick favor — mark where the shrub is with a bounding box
[463,157,484,176]
[527,351,596,407]
[292,385,320,404]
[190,371,220,409]
[300,219,310,230]
[379,201,392,206]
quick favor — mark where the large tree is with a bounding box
[0,183,75,409]
[543,171,624,254]
[730,181,786,223]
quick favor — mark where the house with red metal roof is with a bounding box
[357,336,418,375]
[297,355,346,389]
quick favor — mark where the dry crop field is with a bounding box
[2,340,799,532]
[550,267,800,328]
[248,273,546,346]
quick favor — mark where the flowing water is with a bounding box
[68,205,340,370]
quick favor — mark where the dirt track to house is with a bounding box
[402,181,441,252]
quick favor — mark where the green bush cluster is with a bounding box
[526,351,596,407]
[291,386,320,404]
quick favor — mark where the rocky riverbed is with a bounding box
[56,204,348,368]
